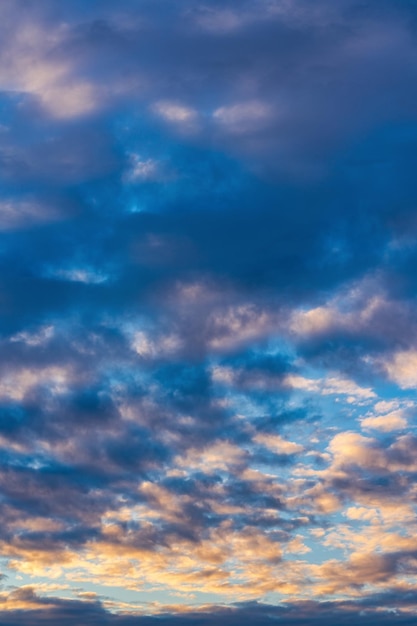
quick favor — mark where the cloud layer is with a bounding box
[0,0,417,623]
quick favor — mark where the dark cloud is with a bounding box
[0,597,416,626]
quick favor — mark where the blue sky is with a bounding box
[1,1,417,624]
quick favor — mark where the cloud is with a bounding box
[383,350,417,388]
[0,19,98,119]
[0,0,417,620]
[213,101,274,134]
[253,432,304,455]
[0,199,59,231]
[0,595,416,625]
[152,101,199,132]
[283,374,376,401]
[361,410,408,432]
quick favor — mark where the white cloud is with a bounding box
[152,100,198,129]
[0,22,98,119]
[290,305,339,336]
[361,410,408,432]
[0,366,73,401]
[345,506,379,522]
[10,325,54,347]
[373,400,401,414]
[328,431,417,473]
[132,331,182,359]
[289,288,388,339]
[37,81,97,120]
[213,100,273,133]
[383,350,417,389]
[125,155,163,182]
[284,373,375,400]
[207,304,280,351]
[254,433,304,455]
[175,440,246,473]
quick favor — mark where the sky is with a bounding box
[1,0,417,624]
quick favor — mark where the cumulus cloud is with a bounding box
[361,410,408,432]
[383,350,417,389]
[253,432,304,455]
